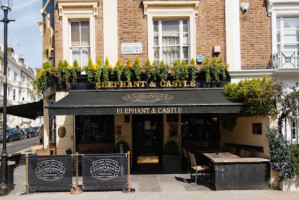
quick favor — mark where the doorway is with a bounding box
[132,115,163,171]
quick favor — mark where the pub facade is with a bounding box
[39,0,299,175]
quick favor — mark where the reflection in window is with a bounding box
[76,115,114,143]
[181,114,219,140]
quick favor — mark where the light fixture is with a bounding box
[0,0,13,11]
[240,3,249,13]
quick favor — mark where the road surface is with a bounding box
[0,136,39,154]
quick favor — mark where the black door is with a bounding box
[132,115,163,169]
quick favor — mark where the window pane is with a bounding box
[283,29,299,43]
[71,22,80,46]
[154,21,158,32]
[162,20,179,32]
[81,22,90,46]
[183,32,188,45]
[154,47,160,59]
[81,47,90,66]
[183,47,189,61]
[183,20,188,32]
[277,30,280,42]
[283,17,299,29]
[162,46,180,65]
[162,34,179,45]
[276,18,281,29]
[72,47,81,66]
[154,33,159,46]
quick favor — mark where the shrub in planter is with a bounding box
[163,140,181,173]
[115,141,130,153]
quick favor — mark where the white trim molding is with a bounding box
[142,0,199,62]
[57,1,99,64]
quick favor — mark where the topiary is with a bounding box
[164,140,178,155]
[115,141,130,153]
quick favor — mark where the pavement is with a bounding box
[1,149,299,200]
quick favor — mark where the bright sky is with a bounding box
[0,0,42,69]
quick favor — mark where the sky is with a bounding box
[0,0,42,69]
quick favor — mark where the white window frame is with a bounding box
[143,1,198,63]
[58,1,97,64]
[154,19,189,64]
[69,21,91,67]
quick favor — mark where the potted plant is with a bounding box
[163,140,181,173]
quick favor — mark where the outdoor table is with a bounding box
[203,152,270,190]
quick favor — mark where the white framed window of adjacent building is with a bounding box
[153,19,189,65]
[22,75,26,83]
[13,72,17,81]
[143,1,198,64]
[69,21,90,67]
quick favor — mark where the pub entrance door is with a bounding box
[132,115,163,171]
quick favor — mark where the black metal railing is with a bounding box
[272,51,299,68]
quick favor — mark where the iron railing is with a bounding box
[272,51,299,69]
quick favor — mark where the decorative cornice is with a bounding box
[58,1,99,19]
[267,0,299,16]
[142,0,200,16]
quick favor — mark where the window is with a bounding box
[252,123,262,135]
[70,21,90,67]
[13,89,16,101]
[292,121,296,140]
[276,17,299,68]
[153,20,189,65]
[22,75,26,83]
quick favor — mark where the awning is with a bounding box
[0,100,43,119]
[47,89,242,115]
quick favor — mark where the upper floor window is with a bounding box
[70,21,90,67]
[153,20,189,65]
[13,72,17,81]
[275,17,299,68]
[22,75,26,83]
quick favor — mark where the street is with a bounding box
[0,137,39,155]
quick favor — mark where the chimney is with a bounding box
[7,45,14,56]
[19,56,24,64]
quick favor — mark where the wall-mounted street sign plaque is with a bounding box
[121,43,142,54]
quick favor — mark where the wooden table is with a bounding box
[203,152,270,190]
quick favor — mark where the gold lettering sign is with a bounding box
[95,80,195,88]
[116,107,182,114]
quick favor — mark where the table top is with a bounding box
[203,152,269,163]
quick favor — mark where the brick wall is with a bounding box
[240,0,271,69]
[54,4,62,67]
[196,0,226,62]
[117,0,148,65]
[95,4,104,61]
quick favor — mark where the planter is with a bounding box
[163,155,181,173]
[280,176,299,191]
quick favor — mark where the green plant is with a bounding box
[115,59,123,83]
[159,60,168,83]
[70,59,82,86]
[32,62,53,93]
[180,59,189,80]
[115,141,130,153]
[173,59,180,81]
[144,58,152,80]
[102,57,110,86]
[124,59,133,83]
[94,58,102,83]
[211,57,220,83]
[163,140,178,155]
[85,57,94,83]
[202,58,211,83]
[134,57,141,81]
[224,76,279,116]
[218,57,227,81]
[152,60,159,81]
[220,114,238,131]
[189,58,197,82]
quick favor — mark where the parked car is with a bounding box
[33,126,40,136]
[1,128,24,142]
[23,127,37,138]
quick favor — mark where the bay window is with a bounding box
[154,20,189,65]
[70,21,90,67]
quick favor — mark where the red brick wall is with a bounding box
[117,0,148,65]
[95,4,104,61]
[240,0,271,69]
[54,5,62,67]
[196,0,226,62]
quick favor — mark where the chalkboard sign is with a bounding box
[82,154,128,191]
[28,155,73,192]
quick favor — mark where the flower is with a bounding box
[92,64,98,71]
[128,64,134,68]
[67,65,72,70]
[108,65,113,70]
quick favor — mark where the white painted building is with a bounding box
[0,44,43,129]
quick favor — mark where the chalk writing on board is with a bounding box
[35,160,66,181]
[90,159,120,180]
